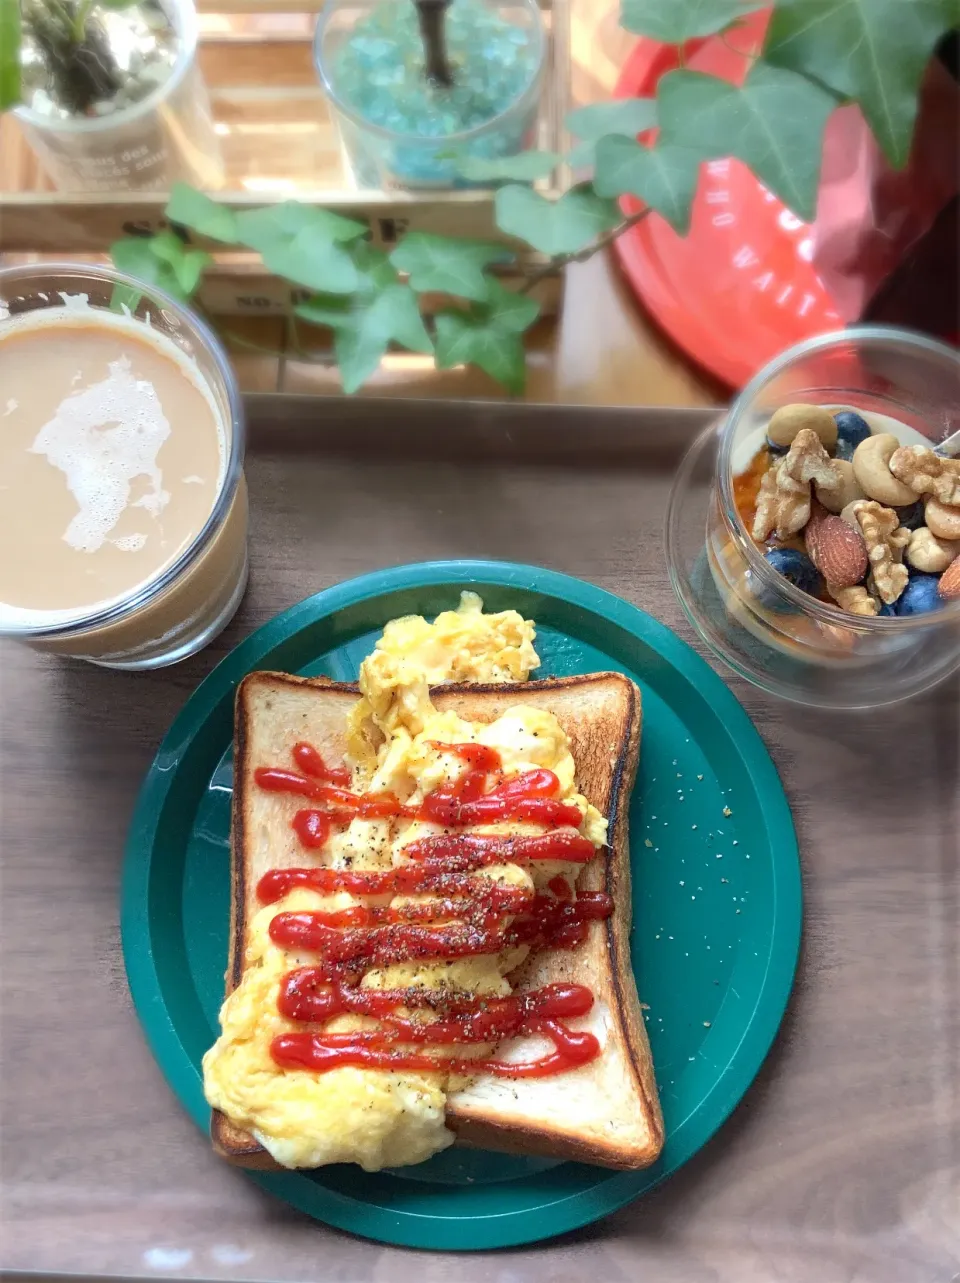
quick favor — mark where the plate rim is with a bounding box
[121,559,801,1250]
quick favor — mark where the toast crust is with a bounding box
[211,671,663,1171]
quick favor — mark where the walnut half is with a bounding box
[850,500,910,604]
[752,429,840,542]
[889,445,960,506]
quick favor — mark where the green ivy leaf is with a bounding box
[434,310,527,395]
[293,294,351,329]
[566,98,658,142]
[0,0,21,111]
[495,185,621,255]
[566,99,658,167]
[390,233,514,302]
[481,277,541,333]
[593,137,700,233]
[110,237,189,302]
[148,231,212,296]
[621,0,763,42]
[431,279,540,393]
[165,184,238,244]
[352,243,400,293]
[454,150,561,182]
[363,285,433,355]
[234,202,366,254]
[260,225,359,295]
[297,284,432,394]
[763,0,957,169]
[657,64,836,221]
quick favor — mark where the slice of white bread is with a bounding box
[211,671,663,1171]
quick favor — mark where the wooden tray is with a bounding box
[1,395,957,1282]
[0,0,655,395]
[0,0,571,308]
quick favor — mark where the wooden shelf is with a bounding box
[0,0,719,406]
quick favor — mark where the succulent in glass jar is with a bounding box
[3,0,180,119]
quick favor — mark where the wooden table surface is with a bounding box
[1,402,958,1283]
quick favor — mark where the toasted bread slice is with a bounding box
[211,671,663,1171]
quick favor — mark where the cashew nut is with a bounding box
[852,433,916,506]
[767,403,838,451]
[906,527,960,573]
[816,459,866,514]
[925,496,960,541]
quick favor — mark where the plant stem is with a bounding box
[221,327,329,364]
[39,0,78,39]
[518,206,652,295]
[415,0,454,87]
[71,0,94,42]
[221,331,286,357]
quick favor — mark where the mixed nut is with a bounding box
[743,404,960,618]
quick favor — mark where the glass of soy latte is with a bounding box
[0,263,247,668]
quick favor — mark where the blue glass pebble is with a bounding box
[833,411,872,458]
[877,601,897,616]
[895,500,925,531]
[896,571,943,616]
[765,437,789,456]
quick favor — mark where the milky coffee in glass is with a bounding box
[0,267,247,667]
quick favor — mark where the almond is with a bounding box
[937,556,960,601]
[805,501,868,589]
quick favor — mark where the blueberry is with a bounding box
[877,601,898,617]
[835,438,857,462]
[896,571,943,616]
[750,547,822,610]
[765,436,789,456]
[833,411,872,460]
[895,499,925,531]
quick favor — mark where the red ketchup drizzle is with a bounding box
[268,889,612,964]
[255,739,612,1078]
[271,982,600,1078]
[292,741,352,788]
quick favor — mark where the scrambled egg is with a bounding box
[203,592,607,1170]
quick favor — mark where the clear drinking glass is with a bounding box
[0,262,247,669]
[13,0,223,192]
[666,327,960,709]
[314,0,546,190]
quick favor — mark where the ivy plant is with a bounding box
[104,0,957,394]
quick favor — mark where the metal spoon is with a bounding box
[934,428,960,457]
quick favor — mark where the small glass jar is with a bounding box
[0,263,247,669]
[666,327,960,709]
[314,0,545,190]
[14,0,223,192]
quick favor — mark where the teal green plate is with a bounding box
[121,561,800,1251]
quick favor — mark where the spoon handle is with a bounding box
[934,428,960,458]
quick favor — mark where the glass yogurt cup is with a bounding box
[666,327,960,709]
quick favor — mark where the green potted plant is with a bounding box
[109,0,958,392]
[0,0,222,190]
